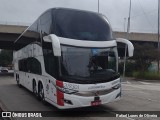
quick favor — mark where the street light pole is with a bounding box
[98,0,99,13]
[158,0,160,73]
[127,0,131,39]
[124,18,126,33]
[123,0,131,79]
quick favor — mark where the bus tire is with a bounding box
[38,82,46,104]
[16,75,22,88]
[33,80,38,97]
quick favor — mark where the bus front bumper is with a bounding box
[57,88,121,109]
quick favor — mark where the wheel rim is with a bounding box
[39,84,44,100]
[17,79,19,85]
[17,77,20,86]
[33,82,37,95]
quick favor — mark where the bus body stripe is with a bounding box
[56,90,64,106]
[56,80,64,106]
[56,80,63,88]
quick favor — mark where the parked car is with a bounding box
[1,67,9,73]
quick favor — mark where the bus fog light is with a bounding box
[63,99,73,105]
[112,84,120,89]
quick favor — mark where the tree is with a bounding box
[0,50,13,67]
[132,43,158,72]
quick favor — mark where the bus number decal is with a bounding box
[64,83,79,90]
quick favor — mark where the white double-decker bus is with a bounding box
[13,8,134,109]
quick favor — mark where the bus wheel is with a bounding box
[39,83,45,103]
[33,81,38,97]
[16,75,21,88]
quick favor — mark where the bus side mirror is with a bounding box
[43,34,61,56]
[116,38,134,57]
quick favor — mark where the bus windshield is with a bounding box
[54,9,114,41]
[60,45,119,84]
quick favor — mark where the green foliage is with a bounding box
[119,43,159,80]
[0,50,13,66]
[132,43,158,72]
[119,61,137,76]
[132,71,160,80]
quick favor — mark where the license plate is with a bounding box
[91,100,101,106]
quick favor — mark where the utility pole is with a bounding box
[158,0,160,73]
[98,0,100,13]
[123,0,131,79]
[127,0,131,39]
[124,18,126,33]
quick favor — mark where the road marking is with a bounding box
[136,91,149,95]
[122,81,132,84]
[139,81,160,86]
[127,81,132,84]
[122,84,160,91]
[124,94,160,103]
[139,81,151,85]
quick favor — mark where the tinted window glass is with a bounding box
[53,9,114,41]
[18,58,42,75]
[60,45,119,84]
[28,58,42,75]
[40,11,52,36]
[42,45,58,78]
[15,20,40,50]
[61,46,117,77]
[18,59,27,72]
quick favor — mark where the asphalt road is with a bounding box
[0,75,160,120]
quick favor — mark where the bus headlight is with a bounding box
[112,83,121,89]
[57,86,78,94]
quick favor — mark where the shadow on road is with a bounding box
[0,73,13,76]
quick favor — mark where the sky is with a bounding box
[0,0,158,33]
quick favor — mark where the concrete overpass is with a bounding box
[115,31,158,43]
[0,25,27,49]
[0,24,159,50]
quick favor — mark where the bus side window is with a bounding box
[27,57,42,75]
[18,59,28,72]
[18,60,22,71]
[40,11,52,38]
[27,58,31,73]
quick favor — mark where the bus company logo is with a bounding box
[95,91,100,96]
[64,83,79,90]
[88,85,105,90]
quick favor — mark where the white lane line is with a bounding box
[127,81,132,84]
[124,94,160,103]
[136,91,149,95]
[139,81,151,85]
[139,81,160,86]
[122,81,132,84]
[122,84,160,91]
